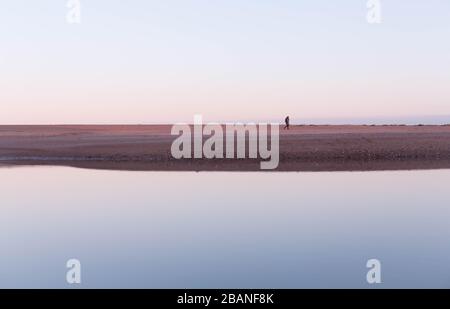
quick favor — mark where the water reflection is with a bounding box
[1,166,450,288]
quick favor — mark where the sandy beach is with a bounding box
[1,125,450,171]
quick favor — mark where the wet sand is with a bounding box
[1,125,450,171]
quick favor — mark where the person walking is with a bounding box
[284,116,290,130]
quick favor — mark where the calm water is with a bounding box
[1,166,450,288]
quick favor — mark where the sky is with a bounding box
[1,0,450,124]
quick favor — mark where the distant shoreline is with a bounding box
[1,125,450,172]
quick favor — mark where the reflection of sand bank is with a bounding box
[1,125,450,171]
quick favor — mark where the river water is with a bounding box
[1,166,449,288]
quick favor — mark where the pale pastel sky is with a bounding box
[1,0,450,124]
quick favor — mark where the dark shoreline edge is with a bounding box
[2,157,450,172]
